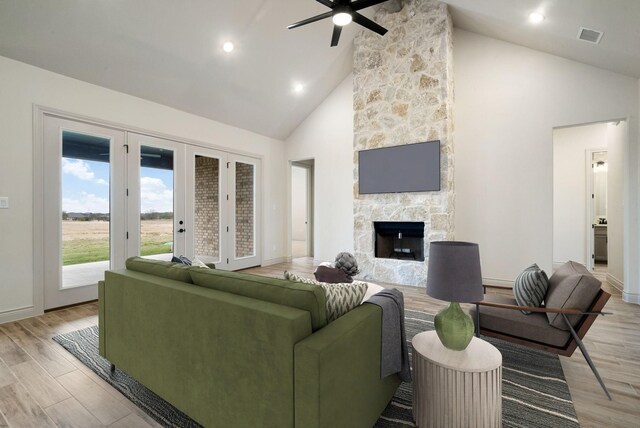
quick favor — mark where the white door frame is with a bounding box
[290,161,314,258]
[585,148,607,270]
[227,154,262,270]
[42,115,126,310]
[185,145,228,266]
[32,106,265,317]
[126,133,186,259]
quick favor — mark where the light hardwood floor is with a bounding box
[0,258,637,427]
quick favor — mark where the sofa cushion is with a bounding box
[190,269,327,331]
[284,271,369,322]
[283,270,319,285]
[125,256,193,283]
[315,266,353,283]
[545,261,601,330]
[513,264,549,314]
[470,294,571,347]
[318,282,368,322]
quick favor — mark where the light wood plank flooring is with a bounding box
[0,258,636,427]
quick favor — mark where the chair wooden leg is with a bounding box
[561,314,612,400]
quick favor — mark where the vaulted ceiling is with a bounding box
[1,1,638,140]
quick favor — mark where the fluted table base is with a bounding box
[412,332,502,428]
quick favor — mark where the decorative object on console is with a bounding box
[315,265,353,283]
[334,251,360,276]
[426,241,484,351]
[513,263,549,314]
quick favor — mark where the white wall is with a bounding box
[0,55,287,322]
[285,75,354,263]
[607,121,626,287]
[453,29,639,292]
[291,165,308,241]
[553,123,608,267]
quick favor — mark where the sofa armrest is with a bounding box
[294,304,400,428]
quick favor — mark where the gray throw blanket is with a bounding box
[365,289,411,382]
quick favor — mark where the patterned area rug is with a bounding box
[375,310,579,428]
[53,309,579,428]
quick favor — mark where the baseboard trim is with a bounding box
[482,277,513,288]
[0,305,37,325]
[622,292,640,305]
[261,257,290,267]
[606,274,624,292]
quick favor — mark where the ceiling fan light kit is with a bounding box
[288,0,392,47]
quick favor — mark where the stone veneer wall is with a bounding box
[194,156,220,258]
[235,162,255,257]
[353,0,455,286]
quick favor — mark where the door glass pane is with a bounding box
[61,131,111,288]
[140,145,174,259]
[235,162,255,258]
[194,155,220,261]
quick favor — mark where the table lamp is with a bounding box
[426,241,484,351]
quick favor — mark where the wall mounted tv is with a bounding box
[358,141,441,194]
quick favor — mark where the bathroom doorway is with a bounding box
[590,150,608,273]
[552,120,626,289]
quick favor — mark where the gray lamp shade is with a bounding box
[426,241,484,303]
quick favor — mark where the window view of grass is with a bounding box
[62,218,173,265]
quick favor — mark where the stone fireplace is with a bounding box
[353,0,454,286]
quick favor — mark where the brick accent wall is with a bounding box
[235,162,254,257]
[194,156,219,259]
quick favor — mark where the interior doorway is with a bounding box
[291,160,314,259]
[552,120,626,290]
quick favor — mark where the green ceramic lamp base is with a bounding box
[434,302,475,351]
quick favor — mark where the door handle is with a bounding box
[178,228,186,233]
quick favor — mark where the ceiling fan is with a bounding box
[288,0,391,47]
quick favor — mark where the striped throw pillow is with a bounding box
[284,271,367,322]
[318,282,368,322]
[514,264,549,314]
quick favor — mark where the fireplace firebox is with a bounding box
[374,221,425,261]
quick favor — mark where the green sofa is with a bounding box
[99,257,400,427]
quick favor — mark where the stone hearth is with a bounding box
[353,0,454,286]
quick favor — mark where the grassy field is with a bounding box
[62,219,173,265]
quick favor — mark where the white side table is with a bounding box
[412,331,502,428]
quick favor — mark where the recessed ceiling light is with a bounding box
[528,12,545,24]
[332,12,352,26]
[293,83,304,94]
[222,41,234,53]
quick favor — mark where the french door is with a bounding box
[126,133,261,270]
[43,120,261,309]
[43,116,126,310]
[228,155,261,270]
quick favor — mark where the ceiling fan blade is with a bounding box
[330,24,343,47]
[351,0,389,11]
[352,12,388,36]
[288,11,333,29]
[315,0,335,8]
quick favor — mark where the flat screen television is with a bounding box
[358,141,440,194]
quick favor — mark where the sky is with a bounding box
[62,158,174,214]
